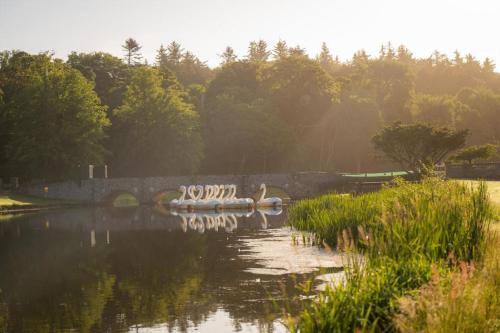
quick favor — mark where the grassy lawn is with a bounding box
[456,179,500,206]
[0,193,76,209]
[456,180,500,220]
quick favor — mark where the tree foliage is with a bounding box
[112,66,203,177]
[122,38,142,65]
[2,40,500,180]
[0,52,109,180]
[451,144,498,164]
[372,122,468,173]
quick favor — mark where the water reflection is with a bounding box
[0,207,343,333]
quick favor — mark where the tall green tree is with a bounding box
[122,38,142,65]
[112,67,203,176]
[0,52,109,180]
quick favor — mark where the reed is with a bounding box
[288,178,492,332]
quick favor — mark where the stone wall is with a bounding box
[19,172,343,204]
[446,163,500,180]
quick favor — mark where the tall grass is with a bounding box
[395,223,500,333]
[288,178,492,332]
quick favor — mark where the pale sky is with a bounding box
[0,0,498,68]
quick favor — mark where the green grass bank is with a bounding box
[288,178,496,332]
[0,193,79,213]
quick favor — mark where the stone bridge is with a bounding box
[20,172,343,205]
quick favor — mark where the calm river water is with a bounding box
[0,206,345,333]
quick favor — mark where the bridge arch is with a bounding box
[151,188,183,205]
[103,190,140,207]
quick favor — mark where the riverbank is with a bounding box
[0,193,81,214]
[287,178,496,332]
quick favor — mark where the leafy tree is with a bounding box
[457,88,500,143]
[329,94,381,172]
[0,52,109,180]
[451,144,498,164]
[411,94,469,127]
[67,52,130,114]
[203,61,294,173]
[259,56,339,169]
[372,122,468,174]
[122,38,142,65]
[260,56,338,134]
[112,66,203,177]
[203,95,292,173]
[368,59,414,122]
[219,46,237,65]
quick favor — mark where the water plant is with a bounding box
[288,178,492,332]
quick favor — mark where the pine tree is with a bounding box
[397,45,413,63]
[318,42,334,67]
[247,40,270,62]
[272,40,289,60]
[385,42,395,60]
[155,44,168,66]
[453,50,463,66]
[379,44,386,59]
[219,46,237,65]
[483,57,495,73]
[166,41,184,67]
[122,38,142,65]
[288,45,307,58]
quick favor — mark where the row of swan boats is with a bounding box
[170,183,282,211]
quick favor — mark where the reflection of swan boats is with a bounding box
[173,206,281,233]
[257,207,283,229]
[175,211,239,233]
[170,183,282,211]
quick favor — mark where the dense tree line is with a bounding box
[1,40,499,180]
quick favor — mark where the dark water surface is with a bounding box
[0,207,344,333]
